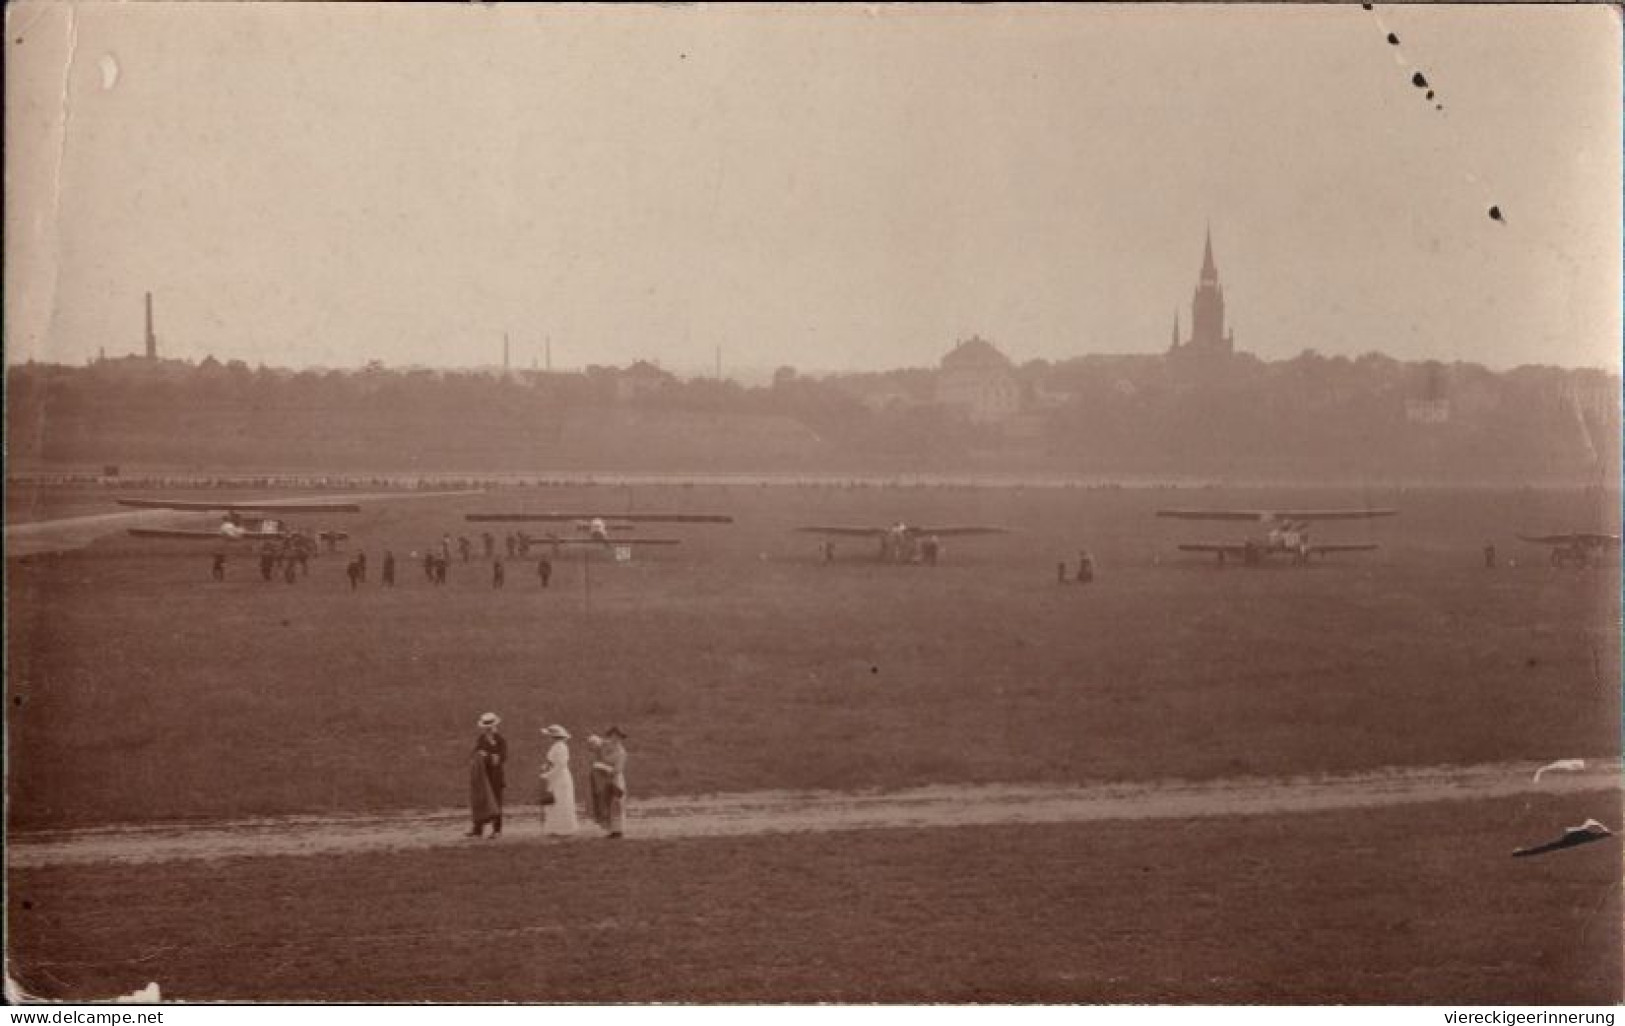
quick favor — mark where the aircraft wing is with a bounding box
[539,537,681,547]
[1268,509,1396,521]
[909,526,1009,537]
[117,498,362,514]
[1518,533,1621,547]
[127,528,288,541]
[1158,508,1396,522]
[794,526,889,537]
[1177,543,1247,555]
[467,512,730,524]
[1159,510,1270,522]
[1307,543,1379,554]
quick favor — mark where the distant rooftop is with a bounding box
[940,335,1012,371]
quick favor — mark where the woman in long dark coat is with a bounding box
[468,712,508,838]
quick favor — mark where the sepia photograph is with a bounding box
[4,1,1622,1007]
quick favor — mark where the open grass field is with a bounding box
[6,480,1620,1002]
[7,482,1618,828]
[8,792,1619,1003]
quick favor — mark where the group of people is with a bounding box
[468,713,628,840]
[237,535,318,583]
[215,544,558,589]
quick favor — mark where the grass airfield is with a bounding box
[6,480,1621,1001]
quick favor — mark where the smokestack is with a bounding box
[144,292,157,360]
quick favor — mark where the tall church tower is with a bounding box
[1169,228,1235,360]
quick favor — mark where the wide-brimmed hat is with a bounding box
[542,724,571,739]
[478,712,501,728]
[605,725,628,740]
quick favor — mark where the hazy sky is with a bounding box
[7,3,1620,374]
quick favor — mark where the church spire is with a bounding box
[1200,225,1217,282]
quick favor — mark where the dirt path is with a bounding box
[10,760,1616,869]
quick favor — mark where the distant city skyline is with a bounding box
[7,4,1620,373]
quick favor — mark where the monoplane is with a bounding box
[1155,507,1396,565]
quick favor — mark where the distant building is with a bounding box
[936,335,1021,424]
[615,360,675,402]
[1406,362,1451,424]
[1167,229,1236,367]
[859,388,920,413]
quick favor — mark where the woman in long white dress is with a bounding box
[539,724,578,836]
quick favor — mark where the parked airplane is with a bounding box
[1155,507,1397,565]
[115,497,359,543]
[1517,532,1621,568]
[465,511,733,549]
[794,521,1008,563]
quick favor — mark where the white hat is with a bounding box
[542,724,571,739]
[478,712,501,728]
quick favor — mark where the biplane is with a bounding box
[793,521,1008,563]
[1516,532,1621,568]
[115,497,358,544]
[464,511,733,550]
[1155,507,1396,566]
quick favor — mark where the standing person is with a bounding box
[382,550,396,587]
[212,553,227,582]
[505,533,517,559]
[482,532,495,559]
[259,545,276,582]
[599,726,629,839]
[468,712,508,838]
[537,554,552,589]
[357,551,368,583]
[585,735,611,831]
[1484,542,1497,569]
[441,534,453,563]
[492,558,505,589]
[284,556,299,584]
[459,536,472,564]
[346,557,363,590]
[539,725,578,837]
[422,550,435,582]
[1077,550,1095,584]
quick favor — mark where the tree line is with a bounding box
[5,351,1616,482]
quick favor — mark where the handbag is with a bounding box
[538,784,556,806]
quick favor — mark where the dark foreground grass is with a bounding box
[8,793,1619,1003]
[7,484,1619,828]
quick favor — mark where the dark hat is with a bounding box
[605,725,628,740]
